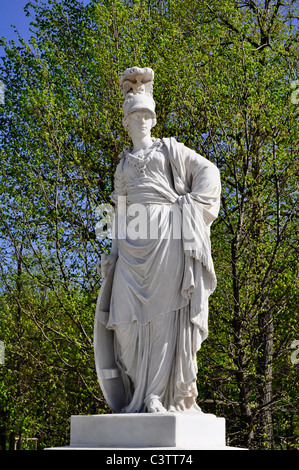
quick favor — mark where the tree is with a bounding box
[0,0,298,449]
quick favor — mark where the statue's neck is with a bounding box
[131,134,153,154]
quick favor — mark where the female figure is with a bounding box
[94,67,221,414]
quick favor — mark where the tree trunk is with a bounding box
[231,236,255,448]
[257,299,274,449]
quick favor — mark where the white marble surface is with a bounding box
[94,68,222,414]
[69,413,226,449]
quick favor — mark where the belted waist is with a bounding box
[126,190,174,205]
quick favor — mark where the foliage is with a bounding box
[0,0,298,449]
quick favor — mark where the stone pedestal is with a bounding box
[70,413,225,449]
[46,413,247,450]
[44,412,245,450]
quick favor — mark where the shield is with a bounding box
[93,263,126,413]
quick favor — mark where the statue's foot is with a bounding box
[146,398,167,413]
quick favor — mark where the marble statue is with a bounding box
[94,66,221,414]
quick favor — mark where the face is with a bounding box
[127,110,153,139]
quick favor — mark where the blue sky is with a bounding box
[0,0,33,56]
[0,0,92,57]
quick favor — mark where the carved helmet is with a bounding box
[120,66,156,121]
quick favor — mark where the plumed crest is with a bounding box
[119,67,154,97]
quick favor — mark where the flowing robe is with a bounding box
[95,137,221,413]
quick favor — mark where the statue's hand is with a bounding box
[96,253,117,279]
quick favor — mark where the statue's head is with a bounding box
[120,66,156,135]
[123,109,156,140]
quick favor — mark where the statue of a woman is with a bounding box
[94,67,221,414]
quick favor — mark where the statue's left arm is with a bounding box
[183,146,221,228]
